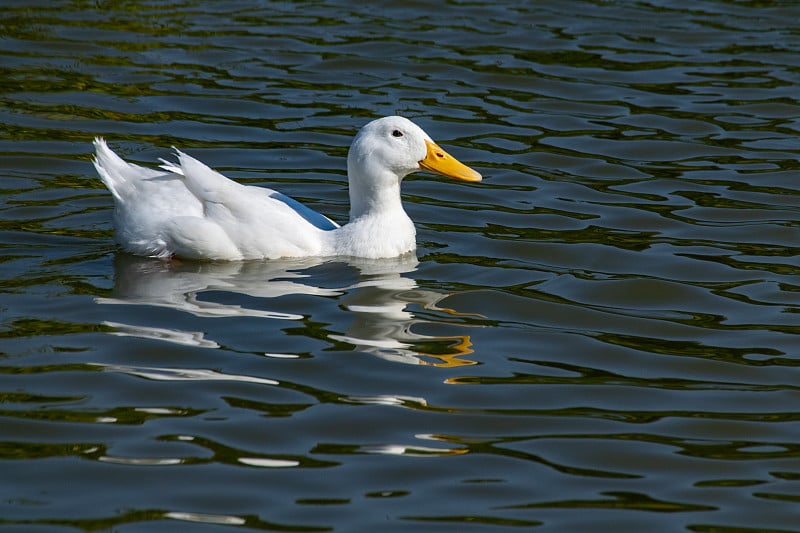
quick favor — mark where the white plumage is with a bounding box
[94,116,481,260]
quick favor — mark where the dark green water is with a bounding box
[2,1,800,531]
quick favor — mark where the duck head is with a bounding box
[346,116,481,219]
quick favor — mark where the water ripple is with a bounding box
[3,0,800,531]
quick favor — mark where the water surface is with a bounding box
[2,1,800,531]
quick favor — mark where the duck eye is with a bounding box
[391,130,404,138]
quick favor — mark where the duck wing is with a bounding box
[94,139,339,260]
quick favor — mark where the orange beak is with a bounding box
[419,139,482,182]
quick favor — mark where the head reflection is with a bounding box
[98,253,477,367]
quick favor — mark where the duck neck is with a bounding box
[348,169,407,223]
[336,172,415,258]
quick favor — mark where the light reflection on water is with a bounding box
[98,253,479,367]
[2,0,800,531]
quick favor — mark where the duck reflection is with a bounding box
[98,253,477,367]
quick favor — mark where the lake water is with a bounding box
[2,1,800,531]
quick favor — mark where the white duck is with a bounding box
[94,116,481,261]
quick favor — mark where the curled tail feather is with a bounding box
[93,137,166,203]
